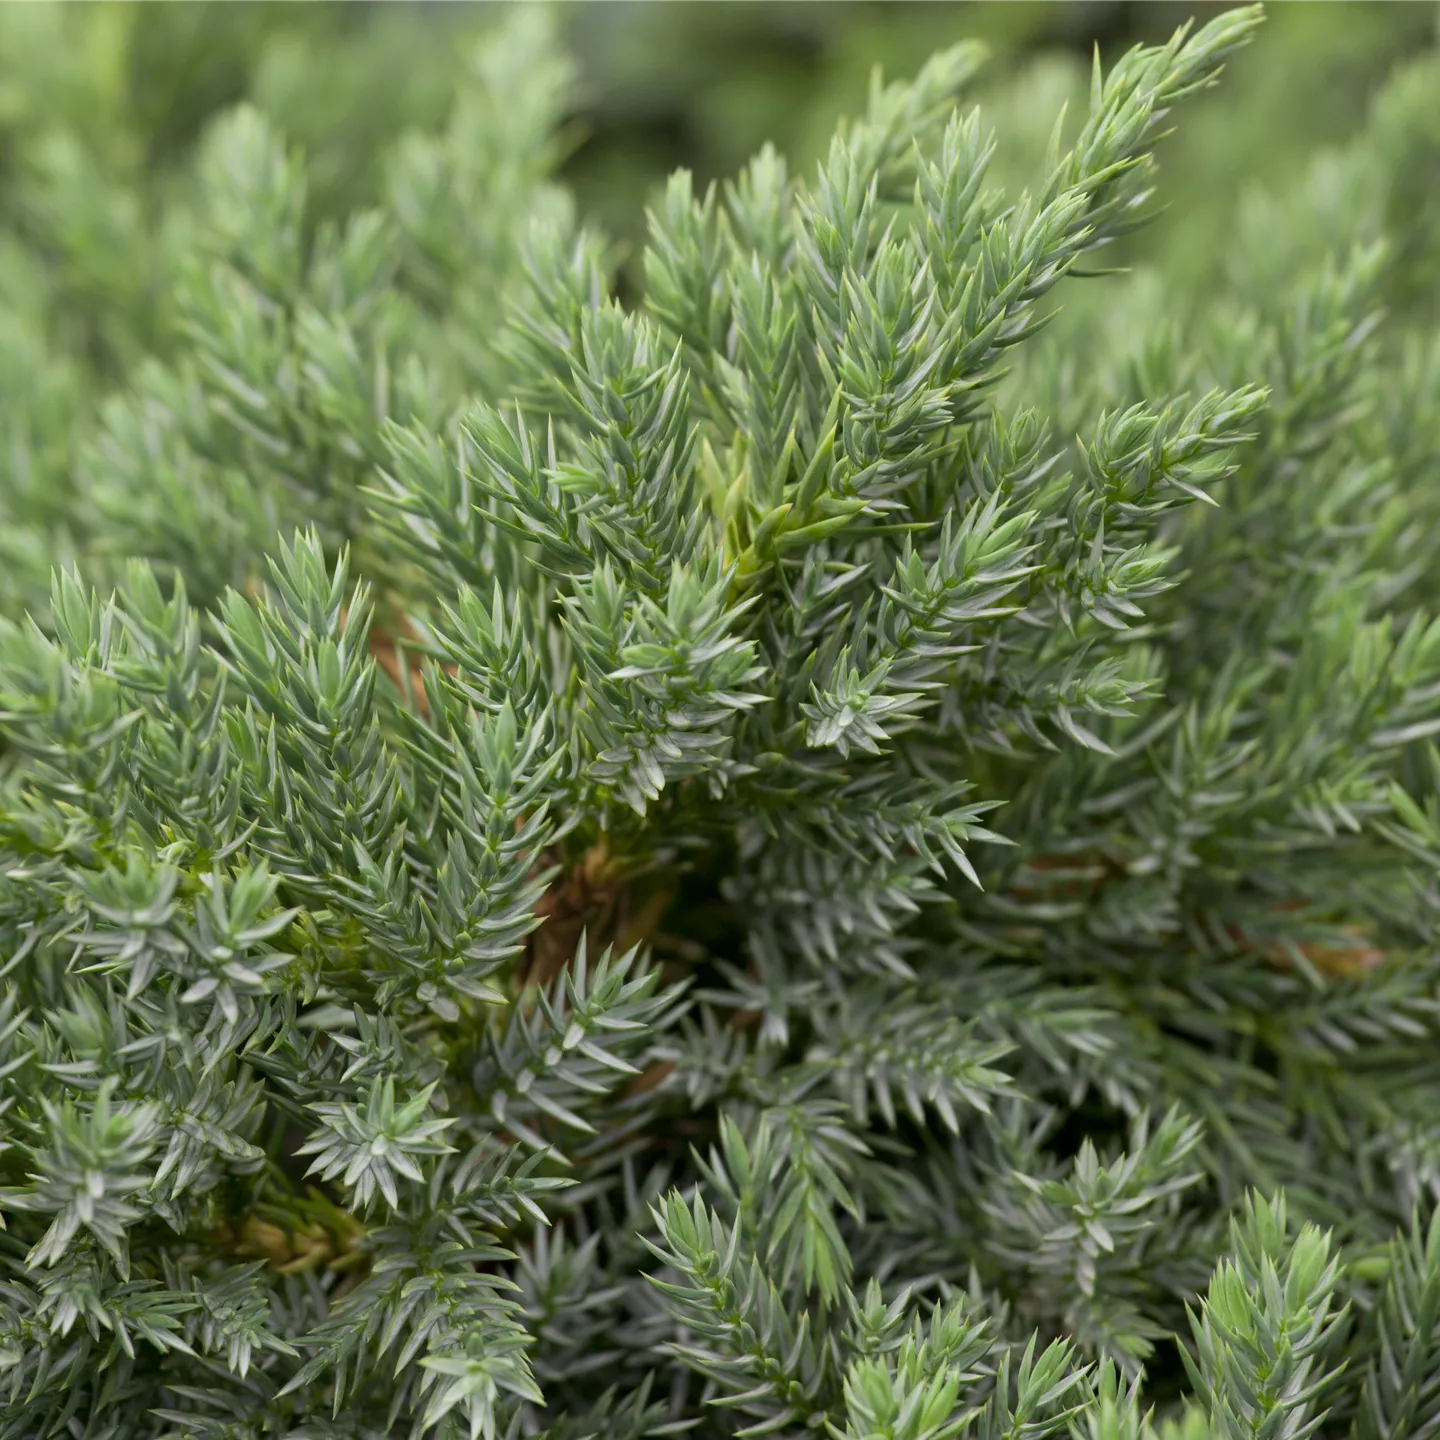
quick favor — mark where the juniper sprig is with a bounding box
[1,6,1439,1440]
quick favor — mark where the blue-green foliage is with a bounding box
[0,6,1439,1440]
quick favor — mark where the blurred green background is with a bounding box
[5,4,1433,224]
[0,0,1433,338]
[559,2,1434,270]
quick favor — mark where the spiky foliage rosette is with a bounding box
[3,7,1440,1440]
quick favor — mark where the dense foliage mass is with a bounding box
[2,6,1440,1440]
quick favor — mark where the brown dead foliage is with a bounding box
[522,838,673,989]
